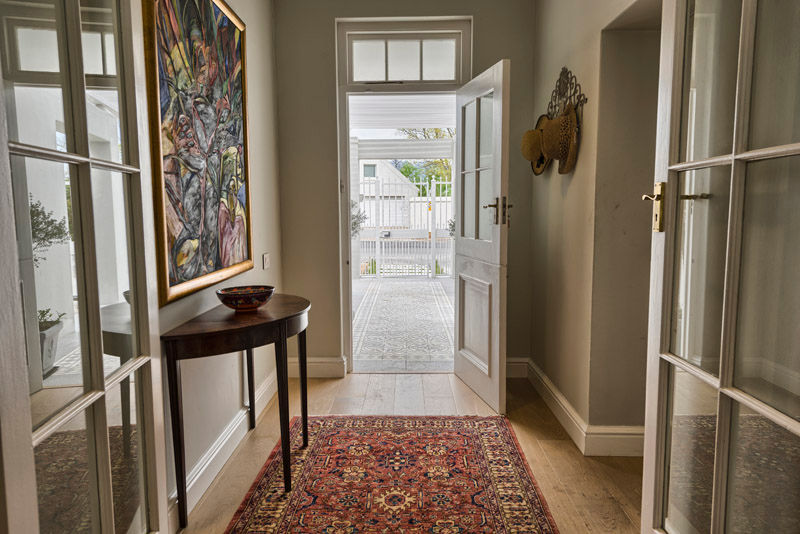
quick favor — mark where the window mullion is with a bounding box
[63,0,116,531]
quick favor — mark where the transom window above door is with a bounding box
[339,19,471,86]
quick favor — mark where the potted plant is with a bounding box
[38,309,66,376]
[29,195,71,375]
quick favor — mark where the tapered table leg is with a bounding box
[299,329,308,447]
[166,345,188,528]
[246,348,256,430]
[275,325,291,492]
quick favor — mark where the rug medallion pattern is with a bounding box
[226,416,558,533]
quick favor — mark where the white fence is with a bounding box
[356,177,453,278]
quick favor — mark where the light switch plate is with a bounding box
[262,253,270,270]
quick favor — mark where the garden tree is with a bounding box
[392,128,454,196]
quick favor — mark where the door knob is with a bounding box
[482,197,499,224]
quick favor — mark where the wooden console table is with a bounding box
[161,294,311,528]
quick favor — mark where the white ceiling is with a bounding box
[348,94,456,129]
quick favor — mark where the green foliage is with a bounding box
[364,258,377,275]
[37,308,65,332]
[29,195,71,268]
[393,128,455,197]
[351,200,368,237]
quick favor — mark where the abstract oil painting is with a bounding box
[146,0,252,305]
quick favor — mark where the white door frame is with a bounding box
[335,17,472,373]
[642,0,800,531]
[0,0,170,530]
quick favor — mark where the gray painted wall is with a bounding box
[589,29,660,426]
[158,0,283,499]
[273,0,535,364]
[530,0,659,425]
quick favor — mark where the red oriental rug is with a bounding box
[226,416,559,533]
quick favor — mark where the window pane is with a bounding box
[662,367,717,534]
[477,170,494,240]
[35,411,99,533]
[463,100,476,171]
[352,40,385,82]
[81,31,104,74]
[83,0,124,163]
[423,39,456,81]
[735,156,800,420]
[2,1,72,150]
[479,93,494,169]
[107,373,148,533]
[387,40,420,81]
[669,166,730,376]
[678,0,741,161]
[16,27,60,72]
[725,403,800,532]
[92,170,137,376]
[11,156,86,429]
[462,172,476,239]
[364,164,376,178]
[748,1,800,149]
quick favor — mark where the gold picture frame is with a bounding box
[143,0,253,306]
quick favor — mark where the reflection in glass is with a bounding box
[387,40,420,81]
[749,1,800,149]
[422,39,456,81]
[92,170,136,376]
[1,0,71,150]
[678,0,741,161]
[478,171,493,241]
[463,172,476,239]
[663,368,717,534]
[10,156,85,429]
[82,0,124,163]
[463,100,476,171]
[479,93,494,169]
[352,40,385,82]
[670,167,730,376]
[735,157,800,420]
[725,404,800,532]
[107,374,148,533]
[35,411,97,533]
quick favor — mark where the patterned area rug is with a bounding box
[353,279,454,366]
[35,426,141,533]
[226,416,558,533]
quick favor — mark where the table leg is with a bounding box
[121,374,131,457]
[246,348,256,430]
[166,346,188,529]
[275,324,291,492]
[299,329,308,448]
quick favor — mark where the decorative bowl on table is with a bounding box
[216,285,275,312]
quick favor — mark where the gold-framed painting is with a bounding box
[144,0,252,306]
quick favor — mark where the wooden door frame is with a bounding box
[335,17,472,373]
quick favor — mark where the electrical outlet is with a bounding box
[262,253,270,270]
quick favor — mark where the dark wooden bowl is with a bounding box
[216,285,275,312]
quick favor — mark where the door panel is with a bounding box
[453,59,509,413]
[642,1,800,533]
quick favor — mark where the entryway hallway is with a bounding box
[183,375,643,533]
[352,278,455,372]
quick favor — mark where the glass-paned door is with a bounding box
[642,1,800,532]
[0,0,159,531]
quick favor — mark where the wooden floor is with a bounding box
[184,375,643,533]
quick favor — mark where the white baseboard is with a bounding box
[526,360,643,457]
[167,370,277,532]
[507,357,531,378]
[288,355,347,378]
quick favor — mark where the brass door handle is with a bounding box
[643,183,666,232]
[483,197,499,224]
[482,201,499,209]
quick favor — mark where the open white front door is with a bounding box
[453,60,510,413]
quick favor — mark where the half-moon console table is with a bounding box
[161,294,311,529]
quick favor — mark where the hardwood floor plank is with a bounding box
[394,374,425,414]
[362,374,395,414]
